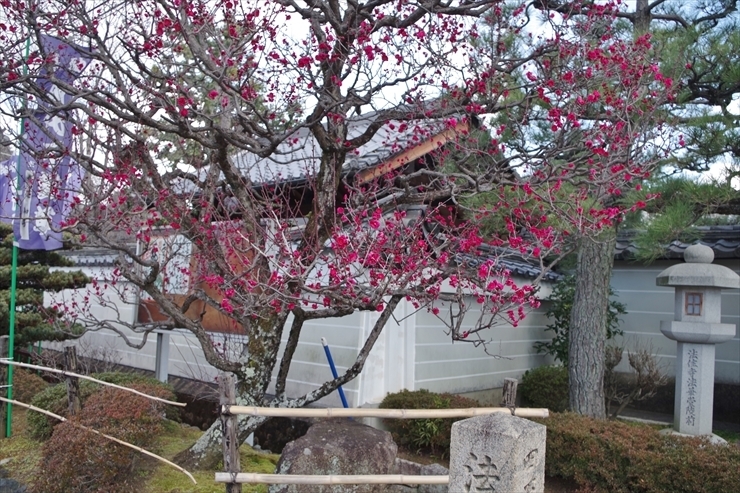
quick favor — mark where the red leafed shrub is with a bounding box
[10,368,49,403]
[32,383,175,493]
[542,412,740,493]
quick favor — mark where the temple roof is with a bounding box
[615,225,740,260]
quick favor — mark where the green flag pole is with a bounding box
[5,37,31,439]
[5,243,18,438]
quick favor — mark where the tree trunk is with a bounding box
[174,297,400,470]
[175,389,269,470]
[633,0,652,34]
[175,314,285,470]
[568,230,616,419]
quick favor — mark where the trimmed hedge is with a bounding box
[32,383,174,493]
[541,412,740,493]
[519,365,568,412]
[10,368,49,403]
[379,389,481,457]
[27,372,177,440]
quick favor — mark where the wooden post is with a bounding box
[0,336,8,438]
[220,373,241,493]
[500,377,518,409]
[64,345,81,416]
[154,332,170,383]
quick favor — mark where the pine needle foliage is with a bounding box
[0,223,89,348]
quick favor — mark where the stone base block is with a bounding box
[449,413,546,493]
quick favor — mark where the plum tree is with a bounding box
[0,0,673,465]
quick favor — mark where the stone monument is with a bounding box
[270,419,398,493]
[448,413,546,493]
[656,244,740,436]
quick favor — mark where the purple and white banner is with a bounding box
[0,35,90,250]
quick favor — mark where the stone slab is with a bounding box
[656,262,740,289]
[390,459,448,493]
[419,464,448,493]
[660,320,736,344]
[659,428,729,446]
[449,413,545,493]
[674,343,716,435]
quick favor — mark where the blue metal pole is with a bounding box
[321,337,349,408]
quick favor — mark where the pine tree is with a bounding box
[0,223,89,349]
[534,0,740,418]
[624,174,737,255]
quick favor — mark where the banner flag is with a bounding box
[0,35,90,250]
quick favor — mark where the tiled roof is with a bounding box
[62,249,121,267]
[231,111,459,184]
[615,225,740,260]
[454,248,563,282]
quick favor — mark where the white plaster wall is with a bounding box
[44,264,223,386]
[45,268,384,406]
[355,298,416,406]
[611,259,740,384]
[45,327,223,388]
[265,298,418,408]
[43,251,740,405]
[268,311,367,408]
[413,296,552,395]
[44,264,555,405]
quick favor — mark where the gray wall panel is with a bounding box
[612,258,739,384]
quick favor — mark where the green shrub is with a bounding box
[27,382,70,440]
[519,365,568,412]
[27,371,177,440]
[32,383,174,493]
[11,368,49,403]
[379,389,481,457]
[541,412,740,493]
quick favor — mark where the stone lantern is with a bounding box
[657,244,740,436]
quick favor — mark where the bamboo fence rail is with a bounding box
[0,396,196,484]
[223,405,549,419]
[0,360,184,407]
[215,374,548,490]
[215,473,448,485]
